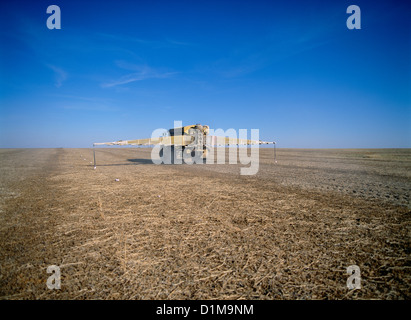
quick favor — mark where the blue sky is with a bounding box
[0,0,410,148]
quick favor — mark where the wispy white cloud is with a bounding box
[101,61,177,88]
[48,94,112,104]
[59,103,116,112]
[96,32,158,46]
[46,64,67,87]
[164,38,194,47]
[47,94,117,111]
[96,32,194,48]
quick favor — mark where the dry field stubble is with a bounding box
[0,148,410,299]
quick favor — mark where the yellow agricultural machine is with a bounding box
[93,123,276,166]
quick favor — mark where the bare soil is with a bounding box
[0,148,410,299]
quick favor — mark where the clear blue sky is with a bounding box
[0,0,410,148]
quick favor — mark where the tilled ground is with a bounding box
[0,148,410,299]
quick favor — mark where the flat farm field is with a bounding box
[0,148,410,299]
